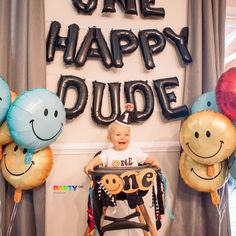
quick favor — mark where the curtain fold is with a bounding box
[8,0,46,92]
[0,0,46,236]
[168,0,229,236]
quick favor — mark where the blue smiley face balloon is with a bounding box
[7,88,66,152]
[0,76,11,123]
[191,91,220,113]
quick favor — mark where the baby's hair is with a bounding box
[107,121,131,139]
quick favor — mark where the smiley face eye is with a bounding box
[194,132,199,138]
[206,130,211,138]
[23,149,27,154]
[112,179,116,184]
[207,101,211,107]
[44,108,48,116]
[147,173,152,178]
[0,97,2,101]
[14,145,18,152]
[54,110,58,118]
[106,179,109,184]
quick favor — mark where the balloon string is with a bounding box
[218,185,233,224]
[218,217,221,236]
[6,203,18,236]
[161,174,174,220]
[215,184,230,236]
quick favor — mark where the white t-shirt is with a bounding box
[99,146,148,167]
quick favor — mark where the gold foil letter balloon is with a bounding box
[1,143,53,202]
[179,110,236,165]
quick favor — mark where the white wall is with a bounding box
[227,0,236,7]
[225,1,236,70]
[45,1,188,235]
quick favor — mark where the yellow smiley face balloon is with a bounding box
[180,110,236,165]
[179,152,228,193]
[100,174,123,195]
[1,143,53,190]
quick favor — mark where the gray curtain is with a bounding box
[0,0,46,236]
[168,1,228,236]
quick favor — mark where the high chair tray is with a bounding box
[89,164,161,176]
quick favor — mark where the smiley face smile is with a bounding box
[191,163,223,180]
[106,184,121,192]
[3,154,35,176]
[186,140,224,159]
[30,119,63,141]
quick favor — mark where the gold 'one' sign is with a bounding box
[99,168,157,195]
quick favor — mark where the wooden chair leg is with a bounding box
[135,206,150,236]
[139,204,157,236]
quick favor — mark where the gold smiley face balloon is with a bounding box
[180,110,236,165]
[0,91,18,145]
[0,122,13,147]
[100,174,123,195]
[1,143,53,191]
[179,152,228,193]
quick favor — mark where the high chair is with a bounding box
[84,165,164,236]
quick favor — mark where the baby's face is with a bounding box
[108,123,130,151]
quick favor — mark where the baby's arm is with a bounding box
[84,156,103,174]
[144,155,159,167]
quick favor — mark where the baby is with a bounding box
[84,104,159,174]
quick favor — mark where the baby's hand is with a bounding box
[84,163,94,175]
[144,156,160,168]
[151,160,159,168]
[84,156,103,175]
